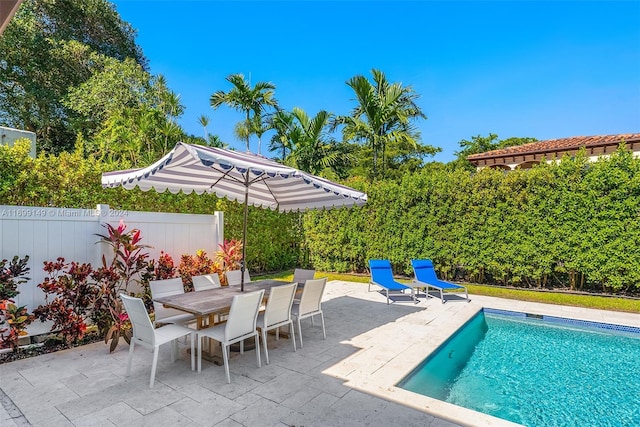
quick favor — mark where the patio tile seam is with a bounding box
[0,386,31,426]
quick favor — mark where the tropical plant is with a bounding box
[213,239,244,285]
[199,114,210,140]
[0,255,31,350]
[33,259,99,345]
[336,69,434,180]
[286,108,354,177]
[178,250,221,290]
[0,303,34,350]
[0,255,30,301]
[94,220,152,351]
[210,73,278,153]
[268,110,296,161]
[154,251,176,280]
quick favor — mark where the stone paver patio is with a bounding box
[1,280,638,427]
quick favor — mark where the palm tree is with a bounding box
[268,110,295,161]
[248,115,272,155]
[287,107,352,176]
[198,115,210,140]
[336,69,426,180]
[209,73,278,153]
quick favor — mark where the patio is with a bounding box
[1,280,637,427]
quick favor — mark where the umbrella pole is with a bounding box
[241,178,249,292]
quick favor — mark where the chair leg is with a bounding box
[222,344,230,384]
[197,335,203,372]
[262,328,270,365]
[126,340,135,376]
[289,321,296,352]
[171,339,177,363]
[189,332,195,371]
[150,346,159,388]
[240,340,244,354]
[320,312,326,340]
[255,334,261,368]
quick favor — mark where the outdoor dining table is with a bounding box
[153,279,292,364]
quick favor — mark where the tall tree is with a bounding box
[336,69,433,180]
[268,110,296,161]
[64,56,185,165]
[209,73,278,154]
[0,0,146,153]
[287,107,354,177]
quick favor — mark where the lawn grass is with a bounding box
[258,270,640,314]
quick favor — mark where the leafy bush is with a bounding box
[179,250,221,290]
[0,255,31,350]
[94,221,152,351]
[33,259,99,345]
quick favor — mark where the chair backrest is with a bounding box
[192,273,221,291]
[149,277,186,321]
[411,259,438,283]
[120,294,156,345]
[292,268,315,284]
[297,277,327,316]
[224,289,264,342]
[226,269,251,287]
[262,282,298,328]
[369,259,396,286]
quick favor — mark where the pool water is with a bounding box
[398,310,640,426]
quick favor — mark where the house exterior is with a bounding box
[467,133,640,170]
[1,126,36,158]
[0,0,23,35]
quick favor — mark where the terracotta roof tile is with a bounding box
[467,133,640,160]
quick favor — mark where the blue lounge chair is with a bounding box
[368,259,418,305]
[411,259,469,303]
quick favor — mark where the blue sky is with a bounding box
[112,1,640,163]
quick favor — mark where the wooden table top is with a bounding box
[154,279,294,317]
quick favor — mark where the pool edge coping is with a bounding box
[323,294,639,427]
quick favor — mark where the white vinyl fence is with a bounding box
[0,204,224,316]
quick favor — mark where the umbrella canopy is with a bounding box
[102,142,368,290]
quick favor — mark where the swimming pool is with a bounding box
[398,309,640,426]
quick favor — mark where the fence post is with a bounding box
[96,204,110,266]
[214,211,224,248]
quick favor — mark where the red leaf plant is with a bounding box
[33,259,99,346]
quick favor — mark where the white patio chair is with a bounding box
[291,277,327,348]
[292,268,315,285]
[225,269,252,287]
[256,282,298,364]
[197,289,265,383]
[193,273,225,327]
[120,294,195,388]
[192,273,222,291]
[149,277,196,326]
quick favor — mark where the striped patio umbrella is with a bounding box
[102,142,368,290]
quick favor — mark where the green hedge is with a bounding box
[304,147,640,294]
[3,140,639,294]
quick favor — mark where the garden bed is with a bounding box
[0,332,103,364]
